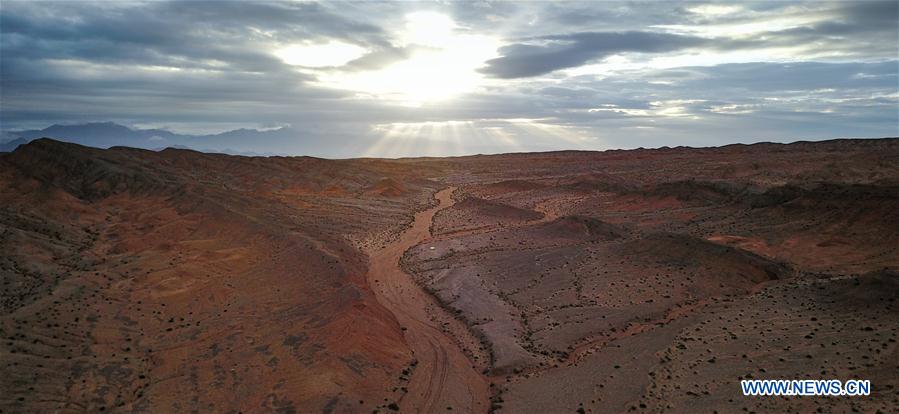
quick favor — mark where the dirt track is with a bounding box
[366,187,489,413]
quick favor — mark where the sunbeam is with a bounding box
[364,119,601,157]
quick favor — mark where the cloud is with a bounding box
[480,31,707,78]
[0,1,390,74]
[647,61,899,93]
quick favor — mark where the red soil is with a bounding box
[2,137,897,413]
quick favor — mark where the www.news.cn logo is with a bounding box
[741,379,871,396]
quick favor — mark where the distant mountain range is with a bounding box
[0,122,301,155]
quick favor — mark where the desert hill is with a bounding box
[1,139,443,413]
[1,137,897,413]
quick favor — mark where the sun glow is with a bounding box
[364,119,597,157]
[687,4,743,16]
[402,11,457,47]
[316,12,500,105]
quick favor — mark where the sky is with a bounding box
[1,0,897,157]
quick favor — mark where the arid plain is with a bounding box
[1,138,897,413]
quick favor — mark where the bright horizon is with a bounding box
[1,1,897,157]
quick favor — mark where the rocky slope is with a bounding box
[0,139,442,413]
[2,137,897,413]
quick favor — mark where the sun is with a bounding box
[310,12,500,106]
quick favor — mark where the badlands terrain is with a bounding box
[1,137,897,413]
